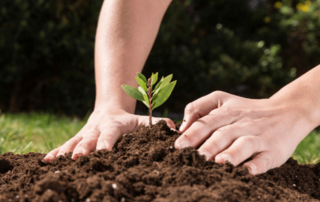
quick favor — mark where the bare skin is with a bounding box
[43,0,173,161]
[175,65,320,175]
[44,0,320,175]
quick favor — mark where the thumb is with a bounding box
[138,116,176,130]
[179,91,227,132]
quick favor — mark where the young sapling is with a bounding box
[121,72,176,128]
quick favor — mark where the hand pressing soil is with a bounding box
[0,121,319,202]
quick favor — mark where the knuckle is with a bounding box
[65,139,74,145]
[270,148,284,166]
[86,124,99,133]
[207,141,223,152]
[265,152,275,170]
[76,140,88,148]
[47,150,56,155]
[256,152,275,172]
[185,103,196,113]
[239,117,252,124]
[220,107,243,118]
[216,125,233,134]
[83,136,98,144]
[164,118,174,124]
[182,132,198,144]
[182,134,193,142]
[220,107,232,114]
[215,127,234,141]
[238,109,254,119]
[211,90,225,98]
[215,127,227,134]
[58,144,68,151]
[239,136,259,148]
[100,136,113,143]
[76,142,85,149]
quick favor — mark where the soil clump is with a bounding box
[0,121,319,201]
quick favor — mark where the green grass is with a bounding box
[0,112,319,164]
[292,130,320,164]
[0,112,84,154]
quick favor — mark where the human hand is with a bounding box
[43,108,176,161]
[175,91,315,175]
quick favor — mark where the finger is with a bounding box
[56,136,83,157]
[175,109,239,149]
[243,151,278,175]
[179,91,228,132]
[198,124,248,160]
[138,116,176,130]
[154,118,176,130]
[43,147,61,162]
[215,136,263,166]
[72,127,100,160]
[96,127,121,151]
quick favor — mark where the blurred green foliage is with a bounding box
[0,0,318,115]
[0,0,102,114]
[275,0,320,74]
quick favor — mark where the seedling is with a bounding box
[121,73,176,128]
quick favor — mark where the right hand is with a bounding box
[43,108,176,161]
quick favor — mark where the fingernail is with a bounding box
[177,139,190,149]
[170,128,177,132]
[43,154,53,161]
[215,154,232,164]
[72,153,83,159]
[199,150,211,160]
[72,148,85,159]
[179,122,186,132]
[56,153,64,157]
[245,163,257,174]
[97,141,109,151]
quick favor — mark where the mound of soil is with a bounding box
[0,120,319,202]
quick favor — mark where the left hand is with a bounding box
[175,91,314,175]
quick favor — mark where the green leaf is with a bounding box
[151,72,158,85]
[136,77,148,92]
[152,76,165,94]
[121,85,144,101]
[160,74,172,89]
[152,80,176,110]
[152,80,162,93]
[152,93,158,100]
[142,101,149,108]
[137,73,147,83]
[138,86,149,103]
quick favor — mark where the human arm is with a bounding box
[43,0,173,161]
[175,65,320,175]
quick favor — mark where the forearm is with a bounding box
[270,65,320,129]
[94,0,172,113]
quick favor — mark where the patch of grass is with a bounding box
[292,129,320,164]
[0,112,319,164]
[0,112,84,154]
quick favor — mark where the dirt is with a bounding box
[0,120,319,202]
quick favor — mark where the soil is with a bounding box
[0,120,319,202]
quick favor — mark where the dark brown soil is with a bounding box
[0,121,319,202]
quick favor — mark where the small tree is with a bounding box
[121,73,176,128]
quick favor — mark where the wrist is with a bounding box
[94,97,136,114]
[269,94,320,131]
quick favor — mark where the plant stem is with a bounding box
[148,87,152,129]
[147,78,152,129]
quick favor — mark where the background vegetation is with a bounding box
[1,0,319,116]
